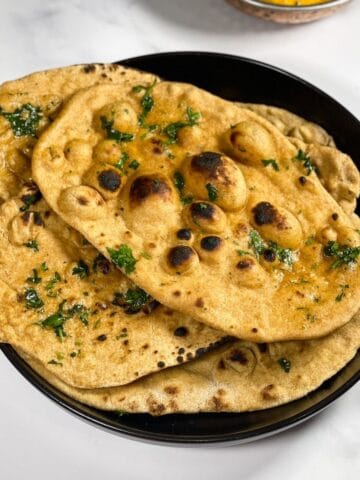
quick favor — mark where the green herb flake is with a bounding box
[132,80,157,127]
[335,284,350,302]
[305,235,315,246]
[269,242,295,267]
[24,239,39,252]
[206,183,218,202]
[278,357,291,373]
[173,171,193,205]
[93,319,101,330]
[0,103,43,137]
[237,249,252,256]
[26,269,41,284]
[128,159,140,170]
[40,262,48,272]
[116,332,128,340]
[72,260,89,279]
[163,107,201,144]
[19,191,42,212]
[24,288,44,310]
[261,159,280,171]
[114,151,129,170]
[248,230,266,259]
[248,231,295,266]
[100,116,134,143]
[107,245,137,274]
[294,149,317,176]
[323,241,360,269]
[124,288,152,314]
[41,301,89,340]
[140,251,152,260]
[48,359,63,366]
[45,272,61,297]
[174,171,185,192]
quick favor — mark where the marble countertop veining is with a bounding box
[0,1,359,479]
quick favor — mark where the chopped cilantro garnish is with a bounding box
[237,249,252,256]
[323,241,360,269]
[335,284,349,302]
[294,149,317,176]
[248,231,295,266]
[278,358,291,373]
[305,235,315,246]
[206,183,218,202]
[100,116,134,143]
[24,239,39,252]
[40,262,48,272]
[173,171,193,205]
[72,260,89,279]
[114,151,129,170]
[48,359,63,366]
[124,288,152,314]
[112,287,153,314]
[41,301,89,340]
[45,272,61,297]
[132,79,157,127]
[248,231,266,258]
[26,269,41,284]
[19,190,42,212]
[128,159,139,170]
[24,288,44,309]
[114,152,140,173]
[261,159,280,171]
[163,107,201,144]
[268,242,294,266]
[174,171,185,191]
[107,245,137,274]
[0,103,42,137]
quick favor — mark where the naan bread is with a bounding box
[239,104,360,216]
[239,103,336,147]
[0,65,226,388]
[287,138,360,217]
[33,81,360,342]
[15,312,360,414]
[0,188,225,388]
[0,63,159,202]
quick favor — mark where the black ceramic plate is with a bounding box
[1,52,360,446]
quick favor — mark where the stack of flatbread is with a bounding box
[0,64,359,415]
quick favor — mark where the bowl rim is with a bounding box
[1,51,360,446]
[236,0,351,12]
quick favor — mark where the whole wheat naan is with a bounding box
[240,104,360,216]
[0,187,225,389]
[0,65,226,388]
[33,81,360,342]
[239,103,336,148]
[0,63,159,202]
[16,312,360,414]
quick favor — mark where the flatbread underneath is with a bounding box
[16,312,360,414]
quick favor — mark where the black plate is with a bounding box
[1,52,360,446]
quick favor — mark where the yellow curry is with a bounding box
[261,0,330,5]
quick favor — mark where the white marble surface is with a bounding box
[0,0,359,478]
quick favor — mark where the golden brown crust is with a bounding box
[16,311,360,414]
[33,81,360,342]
